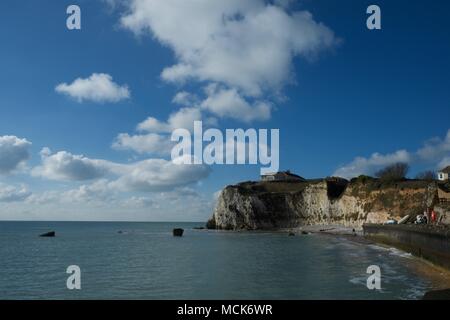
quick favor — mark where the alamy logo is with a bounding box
[66,5,81,30]
[171,121,279,175]
[66,265,81,290]
[366,265,381,290]
[366,5,381,30]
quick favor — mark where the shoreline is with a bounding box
[293,224,450,293]
[208,224,450,294]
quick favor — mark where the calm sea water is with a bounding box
[0,221,433,299]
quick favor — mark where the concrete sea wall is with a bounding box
[363,224,450,270]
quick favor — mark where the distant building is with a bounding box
[261,170,305,182]
[438,166,450,181]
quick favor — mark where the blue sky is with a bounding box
[0,0,449,221]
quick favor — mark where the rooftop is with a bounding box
[440,166,450,174]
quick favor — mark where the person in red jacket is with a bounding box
[431,209,437,224]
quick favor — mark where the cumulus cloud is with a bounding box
[113,108,218,155]
[105,0,337,128]
[137,107,203,133]
[109,156,211,192]
[0,184,31,202]
[334,129,450,178]
[26,190,60,205]
[112,108,201,155]
[32,148,109,181]
[62,179,114,203]
[438,157,450,170]
[201,84,271,122]
[121,196,156,208]
[172,91,198,106]
[0,136,32,174]
[119,0,337,97]
[55,73,130,103]
[23,183,212,221]
[334,150,411,179]
[31,148,210,192]
[112,132,174,155]
[417,130,450,165]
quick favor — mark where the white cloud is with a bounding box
[112,106,221,155]
[158,187,200,201]
[119,0,337,97]
[31,148,210,192]
[416,130,450,170]
[417,130,450,165]
[334,129,450,178]
[0,136,32,175]
[121,196,156,208]
[0,184,31,202]
[26,182,114,205]
[62,179,114,203]
[172,91,198,106]
[438,157,450,170]
[109,1,337,127]
[112,132,173,155]
[26,190,60,205]
[274,0,295,8]
[137,107,203,133]
[109,156,211,192]
[21,183,212,221]
[201,84,271,122]
[334,150,411,179]
[55,73,130,103]
[112,107,206,155]
[32,148,110,181]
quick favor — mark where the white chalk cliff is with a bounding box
[208,178,439,230]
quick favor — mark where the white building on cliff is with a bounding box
[261,170,305,182]
[438,166,450,181]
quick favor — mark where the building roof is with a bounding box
[262,171,305,180]
[440,166,450,174]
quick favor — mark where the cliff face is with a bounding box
[209,178,438,230]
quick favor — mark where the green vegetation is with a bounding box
[350,175,376,184]
[375,162,409,182]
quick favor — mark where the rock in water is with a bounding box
[173,228,184,237]
[39,231,55,237]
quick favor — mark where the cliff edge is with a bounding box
[207,177,440,230]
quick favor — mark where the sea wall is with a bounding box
[363,224,450,269]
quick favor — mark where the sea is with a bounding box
[0,221,438,300]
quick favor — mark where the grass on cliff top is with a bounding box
[349,175,431,193]
[234,176,432,195]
